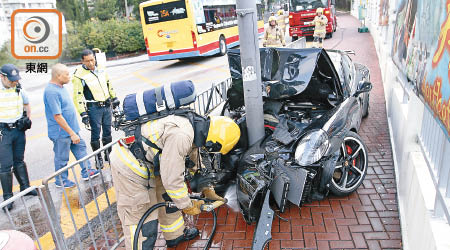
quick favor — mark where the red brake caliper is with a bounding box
[346,145,356,174]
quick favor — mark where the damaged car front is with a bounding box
[226,48,372,227]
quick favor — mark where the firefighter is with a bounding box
[313,8,328,48]
[0,64,36,211]
[263,16,286,47]
[277,8,286,35]
[72,49,120,167]
[110,115,240,249]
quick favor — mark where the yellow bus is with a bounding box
[139,0,264,61]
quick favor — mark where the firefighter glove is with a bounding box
[111,97,120,109]
[81,112,90,126]
[182,200,205,216]
[202,187,226,202]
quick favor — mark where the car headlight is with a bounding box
[295,129,329,166]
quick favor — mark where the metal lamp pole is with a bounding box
[236,0,265,145]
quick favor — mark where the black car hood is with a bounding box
[227,48,338,104]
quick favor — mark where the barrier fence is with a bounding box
[0,139,124,250]
[189,78,231,116]
[0,79,233,249]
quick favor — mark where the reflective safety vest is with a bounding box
[72,66,116,113]
[0,87,23,123]
[111,143,155,180]
[313,15,328,36]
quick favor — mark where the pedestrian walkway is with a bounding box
[103,13,402,250]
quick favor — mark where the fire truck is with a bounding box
[288,0,337,40]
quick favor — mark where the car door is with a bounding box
[340,53,362,131]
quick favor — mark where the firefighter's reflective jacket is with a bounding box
[313,15,328,38]
[72,65,117,113]
[263,25,286,47]
[113,115,198,210]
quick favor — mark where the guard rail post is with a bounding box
[40,184,69,250]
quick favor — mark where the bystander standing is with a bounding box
[43,64,99,188]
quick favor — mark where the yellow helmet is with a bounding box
[205,116,240,155]
[316,8,324,14]
[268,16,277,23]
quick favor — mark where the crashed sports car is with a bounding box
[222,47,373,225]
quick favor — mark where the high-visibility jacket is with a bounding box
[263,25,286,47]
[313,15,328,38]
[72,65,116,114]
[0,87,24,123]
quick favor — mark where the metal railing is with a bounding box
[417,107,450,224]
[0,139,124,250]
[40,139,123,250]
[0,186,47,249]
[190,78,231,116]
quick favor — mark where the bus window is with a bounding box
[142,0,188,24]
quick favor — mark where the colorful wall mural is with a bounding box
[392,0,450,138]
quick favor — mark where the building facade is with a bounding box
[0,0,56,47]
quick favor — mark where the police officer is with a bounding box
[263,16,286,47]
[72,49,120,166]
[110,115,240,249]
[313,8,328,48]
[0,64,37,211]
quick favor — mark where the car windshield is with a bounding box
[290,0,327,11]
[328,52,344,83]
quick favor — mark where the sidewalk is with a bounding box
[104,13,402,250]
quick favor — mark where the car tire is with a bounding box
[329,131,368,196]
[219,36,227,56]
[292,36,298,41]
[362,93,370,118]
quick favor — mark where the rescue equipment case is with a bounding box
[123,80,196,121]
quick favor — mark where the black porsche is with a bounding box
[223,47,373,223]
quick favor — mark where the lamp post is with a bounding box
[236,0,265,145]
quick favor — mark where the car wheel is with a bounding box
[219,36,227,56]
[329,131,368,196]
[292,36,298,41]
[362,93,370,118]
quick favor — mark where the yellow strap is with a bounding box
[145,121,160,154]
[160,216,184,233]
[114,145,154,179]
[166,184,188,199]
[129,225,137,250]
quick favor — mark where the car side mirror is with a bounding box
[354,81,372,97]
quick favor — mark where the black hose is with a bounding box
[204,209,217,250]
[132,201,218,250]
[132,202,166,250]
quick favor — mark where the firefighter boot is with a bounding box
[13,163,37,196]
[166,227,199,248]
[102,136,113,163]
[0,171,14,211]
[91,141,104,169]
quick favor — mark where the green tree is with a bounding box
[131,0,147,19]
[0,41,18,66]
[92,0,118,20]
[83,0,90,21]
[56,0,83,21]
